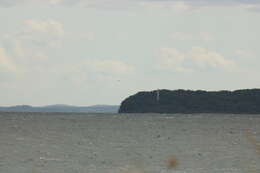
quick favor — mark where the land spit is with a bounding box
[0,113,259,173]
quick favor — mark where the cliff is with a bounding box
[119,89,260,114]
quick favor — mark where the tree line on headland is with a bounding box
[119,89,260,114]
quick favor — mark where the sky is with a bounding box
[0,0,260,106]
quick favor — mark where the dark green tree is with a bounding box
[119,89,260,114]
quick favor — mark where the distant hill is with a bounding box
[119,89,260,114]
[0,104,119,113]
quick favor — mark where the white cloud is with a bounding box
[242,4,260,12]
[140,1,192,11]
[189,47,235,69]
[0,47,16,73]
[235,50,255,57]
[199,32,214,41]
[84,59,135,74]
[0,0,64,7]
[158,48,188,72]
[2,19,93,62]
[171,32,214,41]
[24,19,65,37]
[158,47,236,72]
[0,0,137,8]
[142,0,260,10]
[13,40,26,57]
[0,18,96,81]
[20,19,92,45]
[4,19,66,52]
[0,20,65,76]
[171,32,194,41]
[1,0,260,11]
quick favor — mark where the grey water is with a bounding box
[0,112,259,173]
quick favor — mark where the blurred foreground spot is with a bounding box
[166,156,179,169]
[245,129,260,155]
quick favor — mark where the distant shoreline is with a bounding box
[0,105,119,113]
[119,89,260,114]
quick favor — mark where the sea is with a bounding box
[0,112,259,173]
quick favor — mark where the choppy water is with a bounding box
[0,112,259,173]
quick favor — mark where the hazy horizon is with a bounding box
[1,0,260,106]
[1,88,260,107]
[0,104,119,107]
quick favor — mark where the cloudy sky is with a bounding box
[1,0,260,106]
